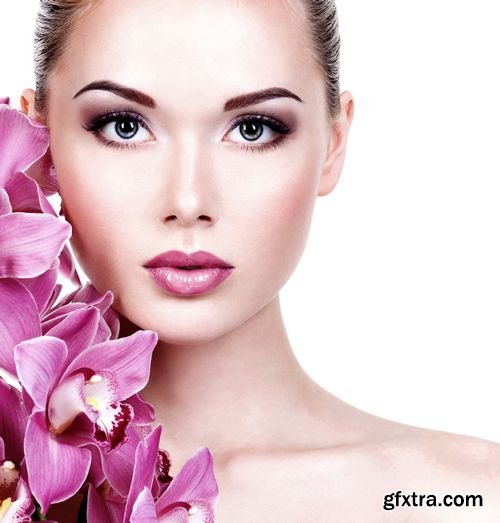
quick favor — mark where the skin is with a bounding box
[21,0,500,520]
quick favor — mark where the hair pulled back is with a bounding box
[33,0,341,119]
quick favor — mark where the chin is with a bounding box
[116,300,244,347]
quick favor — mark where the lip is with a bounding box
[144,250,233,270]
[144,250,234,296]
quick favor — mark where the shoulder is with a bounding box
[338,420,500,521]
[383,424,500,483]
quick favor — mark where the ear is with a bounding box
[20,88,46,124]
[317,90,354,197]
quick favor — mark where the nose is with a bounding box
[161,138,219,228]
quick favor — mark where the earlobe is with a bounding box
[317,90,354,197]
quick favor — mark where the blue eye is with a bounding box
[82,111,154,149]
[238,120,265,141]
[111,118,141,139]
[225,114,295,153]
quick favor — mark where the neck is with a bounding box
[135,295,331,469]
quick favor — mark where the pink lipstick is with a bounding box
[144,250,234,296]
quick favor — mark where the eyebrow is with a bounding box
[223,87,304,111]
[73,81,303,110]
[73,80,156,108]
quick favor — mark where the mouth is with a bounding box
[144,250,234,296]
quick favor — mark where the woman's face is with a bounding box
[43,0,349,344]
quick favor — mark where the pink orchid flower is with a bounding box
[42,283,120,342]
[0,379,32,522]
[0,278,41,384]
[13,326,157,514]
[0,101,73,282]
[0,456,33,523]
[88,426,218,522]
[129,430,218,522]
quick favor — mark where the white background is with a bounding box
[1,1,499,442]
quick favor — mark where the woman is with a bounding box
[17,0,500,520]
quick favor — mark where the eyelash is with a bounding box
[81,110,295,153]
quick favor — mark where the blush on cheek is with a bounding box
[257,165,319,284]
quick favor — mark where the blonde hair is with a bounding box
[33,0,341,119]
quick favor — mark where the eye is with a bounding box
[102,116,150,142]
[82,111,154,149]
[224,114,294,153]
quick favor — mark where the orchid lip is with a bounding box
[144,249,234,269]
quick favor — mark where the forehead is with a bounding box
[56,0,320,108]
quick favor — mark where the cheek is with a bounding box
[265,170,317,267]
[239,153,321,290]
[51,142,150,290]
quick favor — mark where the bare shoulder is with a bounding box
[320,414,500,521]
[404,427,500,516]
[216,412,500,522]
[380,422,500,485]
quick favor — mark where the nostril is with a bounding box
[162,215,212,224]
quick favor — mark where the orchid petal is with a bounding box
[0,438,4,461]
[35,175,57,215]
[159,507,190,522]
[55,410,94,447]
[0,104,48,187]
[0,459,19,502]
[0,97,9,105]
[0,477,34,522]
[78,288,119,340]
[41,301,91,332]
[46,373,86,435]
[93,318,113,345]
[159,499,214,523]
[0,188,11,215]
[99,423,143,497]
[155,448,218,515]
[86,444,106,489]
[14,336,68,411]
[152,447,174,500]
[92,398,133,452]
[24,411,91,515]
[87,484,125,523]
[0,212,71,278]
[124,426,162,522]
[42,282,63,316]
[103,309,120,340]
[130,487,158,523]
[0,279,41,377]
[50,284,120,339]
[125,394,156,425]
[0,379,27,464]
[24,146,59,196]
[59,284,113,310]
[21,387,35,416]
[18,263,59,313]
[43,287,112,323]
[59,244,81,286]
[62,331,158,400]
[46,307,100,361]
[4,171,56,215]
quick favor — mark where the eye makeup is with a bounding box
[81,107,296,153]
[81,109,153,150]
[226,112,296,154]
